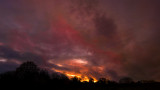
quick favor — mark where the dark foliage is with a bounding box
[0,61,160,90]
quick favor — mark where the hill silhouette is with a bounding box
[0,61,160,90]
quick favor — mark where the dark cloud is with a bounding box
[46,62,72,71]
[0,45,44,64]
[106,69,120,81]
[0,46,19,59]
[0,62,18,73]
[93,14,117,38]
[0,0,160,81]
[119,0,160,81]
[69,0,99,15]
[0,45,73,73]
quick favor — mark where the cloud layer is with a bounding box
[0,0,160,81]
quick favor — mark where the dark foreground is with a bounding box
[0,82,160,90]
[0,61,160,90]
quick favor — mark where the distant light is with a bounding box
[73,59,88,65]
[57,64,63,67]
[0,59,7,62]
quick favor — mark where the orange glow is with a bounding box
[52,68,97,82]
[49,58,104,83]
[65,72,97,82]
[66,73,81,78]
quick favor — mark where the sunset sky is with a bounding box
[0,0,160,81]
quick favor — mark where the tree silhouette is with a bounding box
[119,77,134,84]
[15,61,40,82]
[71,76,81,83]
[89,77,94,83]
[0,71,15,83]
[16,61,39,73]
[0,61,160,90]
[37,69,50,84]
[97,78,107,84]
[51,72,68,80]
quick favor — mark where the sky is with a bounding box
[0,0,160,81]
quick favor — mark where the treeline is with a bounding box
[0,61,160,90]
